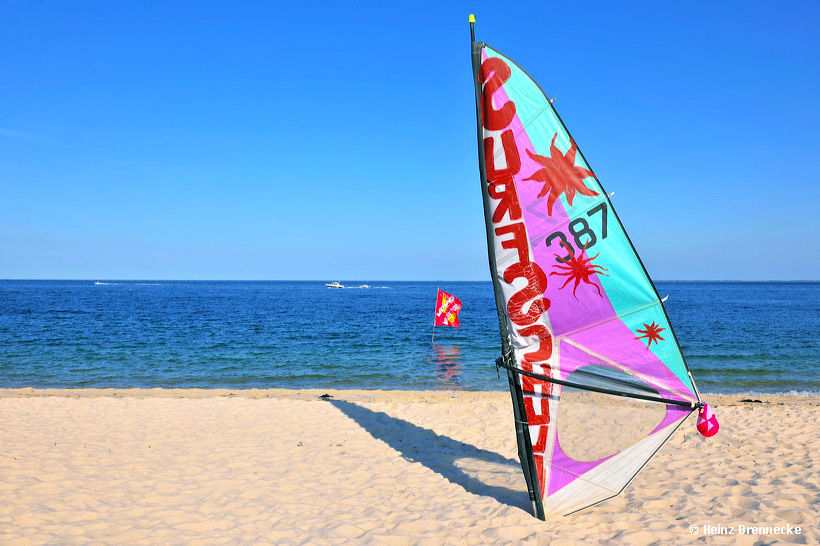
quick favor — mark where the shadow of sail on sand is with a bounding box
[326,399,531,512]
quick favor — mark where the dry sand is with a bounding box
[0,389,817,544]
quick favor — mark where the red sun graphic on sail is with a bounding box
[635,322,666,349]
[551,241,609,300]
[525,134,599,215]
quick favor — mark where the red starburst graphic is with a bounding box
[635,322,666,349]
[550,241,609,300]
[525,133,599,215]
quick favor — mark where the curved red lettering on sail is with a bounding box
[479,57,516,131]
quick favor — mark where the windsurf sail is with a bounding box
[468,16,710,518]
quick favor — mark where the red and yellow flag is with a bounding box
[434,290,462,328]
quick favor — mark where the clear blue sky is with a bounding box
[1,1,817,280]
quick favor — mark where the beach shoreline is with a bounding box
[1,389,817,543]
[3,387,818,403]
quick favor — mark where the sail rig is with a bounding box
[468,17,705,518]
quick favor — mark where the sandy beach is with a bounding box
[0,389,816,544]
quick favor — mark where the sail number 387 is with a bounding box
[545,202,608,262]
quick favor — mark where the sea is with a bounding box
[0,280,817,395]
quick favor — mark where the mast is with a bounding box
[468,13,545,520]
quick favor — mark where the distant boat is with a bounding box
[359,284,371,288]
[325,281,344,289]
[93,281,104,285]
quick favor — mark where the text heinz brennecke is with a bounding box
[693,524,802,536]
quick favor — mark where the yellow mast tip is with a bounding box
[469,14,476,23]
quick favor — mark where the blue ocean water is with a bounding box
[0,280,817,394]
